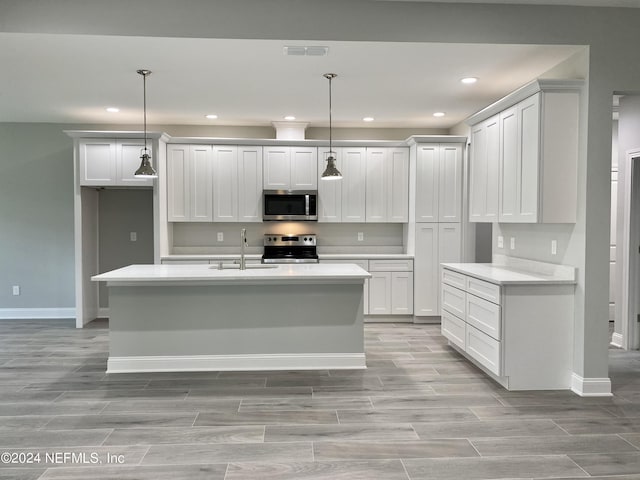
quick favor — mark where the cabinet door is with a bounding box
[415,145,439,222]
[117,140,153,186]
[391,272,414,315]
[79,139,117,186]
[485,116,500,221]
[517,93,540,222]
[369,271,392,315]
[414,223,439,316]
[341,147,367,222]
[318,148,342,222]
[499,106,518,222]
[439,223,461,264]
[190,145,213,222]
[263,147,291,189]
[469,124,487,222]
[238,146,263,222]
[213,146,238,222]
[291,147,318,189]
[438,144,462,222]
[388,148,409,222]
[166,144,190,222]
[365,148,387,222]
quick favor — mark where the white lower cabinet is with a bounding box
[440,266,574,390]
[321,258,413,317]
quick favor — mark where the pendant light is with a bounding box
[134,69,158,178]
[321,73,342,180]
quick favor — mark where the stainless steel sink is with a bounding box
[210,263,278,270]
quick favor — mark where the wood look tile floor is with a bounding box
[1,320,640,479]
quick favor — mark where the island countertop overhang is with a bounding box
[92,263,372,286]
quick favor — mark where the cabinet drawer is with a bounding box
[441,283,466,319]
[369,259,413,272]
[322,259,369,270]
[441,309,466,350]
[466,276,500,304]
[442,268,465,289]
[466,294,501,340]
[466,324,502,376]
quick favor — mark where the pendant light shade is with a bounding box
[321,73,342,181]
[134,69,158,179]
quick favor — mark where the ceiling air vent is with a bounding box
[284,46,329,56]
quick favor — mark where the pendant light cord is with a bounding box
[143,72,148,152]
[328,74,332,153]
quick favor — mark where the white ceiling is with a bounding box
[0,33,584,129]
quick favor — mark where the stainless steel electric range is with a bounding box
[261,234,318,264]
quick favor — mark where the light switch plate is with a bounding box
[551,240,557,255]
[12,285,20,296]
[357,232,364,242]
[129,232,137,242]
[510,237,516,250]
[497,236,504,249]
[217,232,224,242]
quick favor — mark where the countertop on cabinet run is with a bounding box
[160,253,413,262]
[92,263,371,284]
[441,260,576,285]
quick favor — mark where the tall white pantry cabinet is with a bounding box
[409,139,465,319]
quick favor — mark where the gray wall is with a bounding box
[98,189,154,308]
[0,124,75,310]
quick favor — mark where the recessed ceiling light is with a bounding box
[461,77,478,84]
[284,115,296,121]
[105,107,119,113]
[205,114,218,119]
[433,112,446,117]
[363,117,374,122]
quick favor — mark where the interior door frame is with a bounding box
[621,149,640,350]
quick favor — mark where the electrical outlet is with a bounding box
[129,231,137,242]
[497,236,504,249]
[510,237,516,250]
[357,232,364,242]
[217,232,224,242]
[551,240,557,255]
[12,285,20,296]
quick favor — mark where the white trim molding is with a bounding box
[571,373,612,397]
[107,353,367,374]
[0,308,76,320]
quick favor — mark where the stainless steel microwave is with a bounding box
[263,190,318,221]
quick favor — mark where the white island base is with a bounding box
[92,264,369,373]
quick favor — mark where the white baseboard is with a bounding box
[107,353,367,373]
[571,373,612,397]
[0,308,75,320]
[98,307,110,319]
[611,332,624,348]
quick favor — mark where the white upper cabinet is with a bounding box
[341,147,367,222]
[79,139,153,186]
[166,144,213,222]
[366,147,409,223]
[317,148,342,222]
[212,146,238,222]
[467,79,581,224]
[237,146,263,222]
[414,143,462,223]
[263,146,317,190]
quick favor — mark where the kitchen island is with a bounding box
[92,263,370,373]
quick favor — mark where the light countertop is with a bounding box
[161,253,413,262]
[92,263,371,284]
[441,260,576,285]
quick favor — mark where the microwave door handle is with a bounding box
[305,195,310,216]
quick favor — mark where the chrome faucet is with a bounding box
[239,228,248,270]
